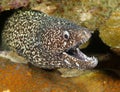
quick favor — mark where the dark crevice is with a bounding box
[0,10,15,50]
[81,30,120,74]
[0,8,25,50]
[81,30,110,53]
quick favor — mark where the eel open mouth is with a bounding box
[64,41,98,69]
[65,46,96,62]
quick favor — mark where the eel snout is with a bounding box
[63,31,98,69]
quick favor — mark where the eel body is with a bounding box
[2,10,98,69]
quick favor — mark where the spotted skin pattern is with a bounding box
[2,10,98,69]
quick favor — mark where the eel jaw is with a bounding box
[63,41,98,69]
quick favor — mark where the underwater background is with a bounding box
[0,0,120,92]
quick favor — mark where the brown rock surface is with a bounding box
[0,57,120,92]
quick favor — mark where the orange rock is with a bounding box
[0,57,120,92]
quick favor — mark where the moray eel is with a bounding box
[2,10,98,69]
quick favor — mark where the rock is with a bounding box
[32,1,57,15]
[0,58,120,92]
[99,8,120,55]
[111,48,120,56]
[70,70,120,92]
[58,68,93,78]
[0,58,80,92]
[1,0,120,31]
[0,0,30,12]
[50,0,120,31]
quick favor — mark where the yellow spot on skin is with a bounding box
[63,42,67,47]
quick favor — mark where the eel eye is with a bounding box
[63,31,70,40]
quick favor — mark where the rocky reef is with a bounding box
[0,0,120,92]
[100,7,120,55]
[0,57,120,92]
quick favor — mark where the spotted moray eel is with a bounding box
[1,10,98,69]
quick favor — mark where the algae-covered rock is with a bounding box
[99,8,120,55]
[0,0,30,12]
[50,0,120,31]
